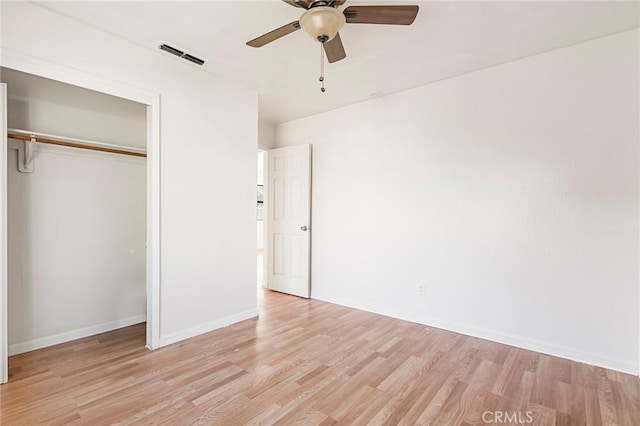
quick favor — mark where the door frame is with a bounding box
[258,146,269,289]
[1,83,7,384]
[0,49,161,383]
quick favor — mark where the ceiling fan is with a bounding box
[246,1,420,64]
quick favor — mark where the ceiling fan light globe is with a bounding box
[299,6,346,43]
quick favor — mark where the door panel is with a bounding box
[267,144,311,298]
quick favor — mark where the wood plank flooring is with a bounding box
[1,290,639,425]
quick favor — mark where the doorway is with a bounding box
[257,150,266,290]
[0,53,160,384]
[6,67,148,359]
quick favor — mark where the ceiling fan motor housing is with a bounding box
[299,6,346,43]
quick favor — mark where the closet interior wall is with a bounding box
[1,67,147,355]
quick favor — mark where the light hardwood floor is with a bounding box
[2,290,639,425]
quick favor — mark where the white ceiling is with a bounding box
[35,1,639,124]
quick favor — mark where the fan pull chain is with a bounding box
[319,43,326,93]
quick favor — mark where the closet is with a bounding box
[1,67,147,357]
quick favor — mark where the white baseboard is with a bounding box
[159,309,259,348]
[312,295,638,376]
[8,314,147,356]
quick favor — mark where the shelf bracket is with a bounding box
[9,136,35,173]
[22,136,35,173]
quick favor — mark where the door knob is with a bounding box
[300,225,308,231]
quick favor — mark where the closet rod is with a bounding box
[7,131,147,158]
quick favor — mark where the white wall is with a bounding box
[259,119,276,150]
[7,149,146,353]
[1,1,258,345]
[2,67,146,147]
[2,69,147,354]
[276,30,640,374]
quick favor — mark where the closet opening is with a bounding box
[1,67,151,379]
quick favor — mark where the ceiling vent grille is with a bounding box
[158,43,205,66]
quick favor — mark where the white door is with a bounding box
[267,144,311,298]
[1,83,8,384]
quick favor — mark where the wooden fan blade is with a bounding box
[281,0,311,8]
[246,21,301,47]
[329,0,347,6]
[344,5,419,25]
[324,33,346,63]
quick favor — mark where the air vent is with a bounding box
[158,43,205,66]
[182,54,205,66]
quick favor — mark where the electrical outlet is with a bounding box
[417,284,425,295]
